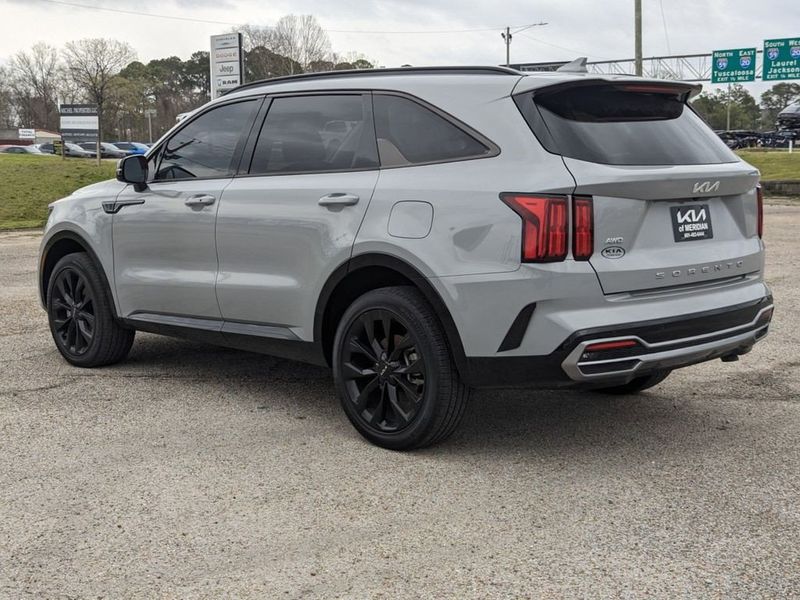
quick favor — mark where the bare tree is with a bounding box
[0,65,16,128]
[239,24,273,51]
[271,15,331,73]
[237,15,332,76]
[8,43,61,130]
[64,38,136,142]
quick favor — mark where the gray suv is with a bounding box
[38,66,773,449]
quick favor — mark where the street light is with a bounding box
[502,22,548,67]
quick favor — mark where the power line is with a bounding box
[27,0,531,35]
[517,32,613,61]
[658,0,672,55]
[30,0,242,26]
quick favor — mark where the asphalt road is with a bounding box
[1,206,799,599]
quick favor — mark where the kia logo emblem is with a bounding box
[692,181,720,194]
[601,246,626,259]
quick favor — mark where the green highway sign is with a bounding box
[763,37,800,81]
[711,48,756,83]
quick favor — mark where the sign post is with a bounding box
[144,108,157,144]
[210,33,244,99]
[59,104,99,164]
[763,37,800,81]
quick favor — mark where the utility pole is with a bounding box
[502,27,512,67]
[501,22,548,67]
[634,0,643,76]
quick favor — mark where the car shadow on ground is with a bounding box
[113,333,729,457]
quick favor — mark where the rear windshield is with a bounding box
[515,83,738,165]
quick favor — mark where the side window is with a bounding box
[373,94,491,166]
[249,94,378,175]
[155,99,258,181]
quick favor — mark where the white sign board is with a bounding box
[18,128,36,140]
[60,116,99,130]
[210,33,244,99]
[59,104,99,142]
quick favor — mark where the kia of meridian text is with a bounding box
[39,64,773,449]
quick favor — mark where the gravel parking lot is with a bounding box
[1,206,799,599]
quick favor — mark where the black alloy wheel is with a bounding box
[340,309,426,433]
[51,267,96,356]
[46,252,135,367]
[333,286,470,450]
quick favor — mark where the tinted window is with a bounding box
[373,94,491,166]
[155,100,258,180]
[250,95,378,175]
[517,84,737,165]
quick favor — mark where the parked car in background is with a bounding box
[39,142,96,158]
[110,141,149,155]
[79,142,128,159]
[760,130,797,148]
[0,144,50,155]
[715,130,761,150]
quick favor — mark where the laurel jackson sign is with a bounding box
[763,37,800,81]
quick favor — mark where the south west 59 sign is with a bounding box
[763,38,800,81]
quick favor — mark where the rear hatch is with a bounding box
[515,80,762,294]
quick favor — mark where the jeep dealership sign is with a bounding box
[210,33,244,99]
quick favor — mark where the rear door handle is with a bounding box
[185,194,216,207]
[318,193,359,207]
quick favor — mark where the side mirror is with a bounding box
[116,154,148,192]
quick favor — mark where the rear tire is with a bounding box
[595,370,671,395]
[46,252,135,368]
[332,286,470,450]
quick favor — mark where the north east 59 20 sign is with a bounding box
[711,48,756,84]
[763,37,800,81]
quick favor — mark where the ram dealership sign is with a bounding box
[210,33,244,99]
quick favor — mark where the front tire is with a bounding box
[332,286,470,450]
[46,252,135,367]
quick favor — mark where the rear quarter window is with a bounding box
[373,94,494,166]
[515,83,738,166]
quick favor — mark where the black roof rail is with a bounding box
[224,65,522,95]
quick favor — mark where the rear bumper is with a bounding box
[464,296,773,388]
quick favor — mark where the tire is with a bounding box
[332,286,470,450]
[46,252,135,368]
[594,370,671,395]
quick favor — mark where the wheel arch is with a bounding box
[314,253,468,377]
[40,230,117,317]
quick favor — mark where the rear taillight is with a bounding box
[501,193,594,262]
[756,184,764,238]
[501,194,568,262]
[572,195,594,260]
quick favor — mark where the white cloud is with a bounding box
[1,0,798,95]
